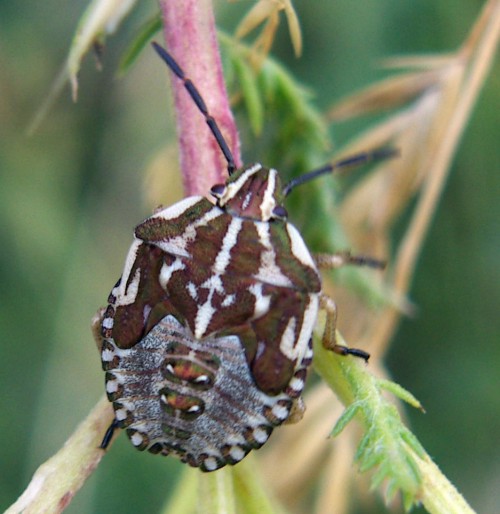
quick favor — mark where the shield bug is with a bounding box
[99,42,393,471]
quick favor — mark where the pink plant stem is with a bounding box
[159,0,241,196]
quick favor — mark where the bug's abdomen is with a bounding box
[102,315,304,471]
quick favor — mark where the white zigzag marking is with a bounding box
[194,217,243,338]
[286,223,316,268]
[254,222,292,287]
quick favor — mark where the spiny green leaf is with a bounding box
[355,430,381,469]
[385,477,401,504]
[359,443,388,475]
[403,453,422,487]
[378,377,424,411]
[219,33,328,174]
[402,489,419,512]
[313,338,425,507]
[400,427,426,458]
[370,461,390,489]
[331,401,362,436]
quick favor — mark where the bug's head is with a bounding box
[210,163,287,222]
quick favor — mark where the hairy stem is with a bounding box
[159,0,241,196]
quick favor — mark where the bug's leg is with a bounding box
[100,418,120,450]
[315,251,385,271]
[320,293,370,362]
[91,307,106,353]
[283,397,306,425]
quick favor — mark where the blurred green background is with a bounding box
[0,1,498,513]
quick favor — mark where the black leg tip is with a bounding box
[333,344,370,362]
[100,419,119,450]
[345,347,370,362]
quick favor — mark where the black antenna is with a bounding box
[152,42,237,175]
[282,147,399,197]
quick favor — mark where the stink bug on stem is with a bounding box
[99,42,395,472]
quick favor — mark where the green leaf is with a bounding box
[378,377,424,411]
[118,13,162,75]
[219,32,328,175]
[331,401,362,437]
[231,56,265,135]
[400,427,426,458]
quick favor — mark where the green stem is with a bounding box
[417,455,477,514]
[313,334,476,513]
[199,467,237,514]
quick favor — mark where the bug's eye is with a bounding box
[272,205,288,219]
[210,184,226,198]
